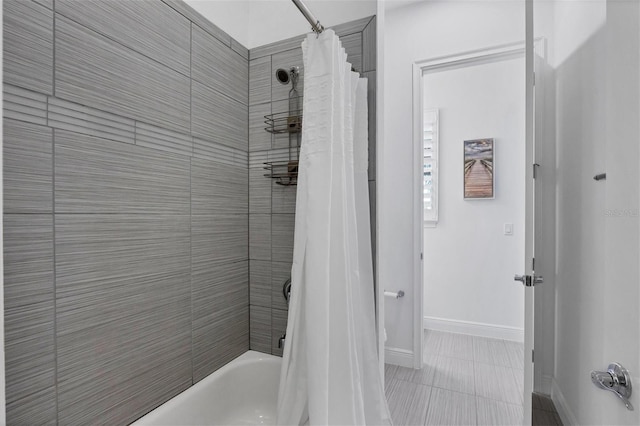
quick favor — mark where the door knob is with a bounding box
[513,274,542,287]
[591,363,634,410]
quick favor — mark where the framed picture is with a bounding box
[463,138,494,199]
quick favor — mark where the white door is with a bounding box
[527,0,640,424]
[521,1,536,423]
[601,0,640,423]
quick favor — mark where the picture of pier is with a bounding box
[464,138,494,199]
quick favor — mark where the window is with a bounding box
[423,108,439,226]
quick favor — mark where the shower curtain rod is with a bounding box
[291,0,324,34]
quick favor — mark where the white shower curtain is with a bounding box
[276,29,391,426]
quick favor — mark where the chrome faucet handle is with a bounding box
[591,363,634,411]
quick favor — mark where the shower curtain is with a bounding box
[277,29,391,426]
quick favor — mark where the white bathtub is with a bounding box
[133,351,282,425]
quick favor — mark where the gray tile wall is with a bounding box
[3,0,249,424]
[247,16,377,357]
[4,0,376,421]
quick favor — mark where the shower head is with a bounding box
[275,67,299,85]
[276,68,290,85]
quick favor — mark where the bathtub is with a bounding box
[133,351,282,425]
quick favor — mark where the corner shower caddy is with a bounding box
[263,67,302,186]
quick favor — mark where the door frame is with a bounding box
[411,41,527,367]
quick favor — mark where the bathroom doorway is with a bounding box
[400,42,532,424]
[419,48,527,346]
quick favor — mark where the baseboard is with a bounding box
[551,376,578,426]
[535,370,553,395]
[384,347,414,368]
[540,374,553,395]
[423,316,524,342]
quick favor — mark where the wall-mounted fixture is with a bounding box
[384,290,405,299]
[264,67,302,186]
[594,173,607,181]
[591,362,634,410]
[283,278,292,305]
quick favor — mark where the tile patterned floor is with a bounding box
[532,393,563,426]
[385,330,535,426]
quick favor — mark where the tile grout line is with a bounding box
[51,1,60,422]
[190,23,193,138]
[422,381,434,425]
[189,21,194,386]
[421,331,527,424]
[472,336,479,426]
[246,44,251,350]
[189,156,194,387]
[52,128,59,426]
[52,0,56,97]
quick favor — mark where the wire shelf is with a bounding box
[264,110,303,134]
[264,160,299,186]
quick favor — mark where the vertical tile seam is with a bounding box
[360,29,364,75]
[189,22,194,385]
[188,20,193,380]
[269,52,275,356]
[188,23,195,379]
[423,379,435,423]
[189,157,194,386]
[269,56,273,150]
[246,50,251,348]
[52,1,60,422]
[269,50,275,352]
[52,0,56,96]
[159,1,233,51]
[472,338,479,425]
[191,21,247,62]
[52,127,59,425]
[189,23,193,139]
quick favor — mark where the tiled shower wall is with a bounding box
[3,0,250,424]
[247,17,377,356]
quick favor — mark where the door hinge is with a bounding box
[533,72,536,86]
[533,163,540,179]
[532,257,535,271]
[420,252,423,260]
[532,349,535,363]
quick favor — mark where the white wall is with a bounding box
[185,0,376,49]
[422,58,525,339]
[381,0,524,356]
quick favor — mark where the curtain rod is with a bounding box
[291,0,324,34]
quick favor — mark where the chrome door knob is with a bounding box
[591,363,634,411]
[514,274,543,287]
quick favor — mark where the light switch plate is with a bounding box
[504,223,514,236]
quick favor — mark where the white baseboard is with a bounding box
[534,369,553,395]
[540,374,553,395]
[551,377,578,426]
[423,316,524,342]
[384,347,414,368]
